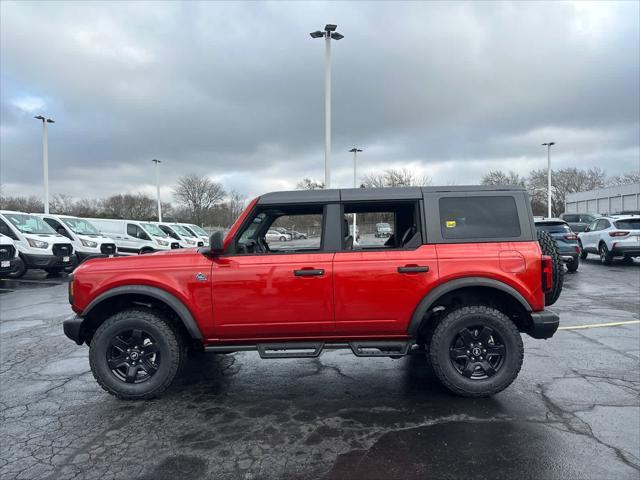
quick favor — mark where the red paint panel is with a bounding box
[210,253,335,339]
[333,246,439,335]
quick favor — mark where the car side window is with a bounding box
[0,219,17,240]
[43,218,72,239]
[127,224,138,237]
[587,220,599,231]
[439,196,520,239]
[341,201,420,250]
[235,206,324,254]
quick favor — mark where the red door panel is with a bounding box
[211,253,335,340]
[333,245,439,335]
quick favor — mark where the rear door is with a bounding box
[333,200,439,335]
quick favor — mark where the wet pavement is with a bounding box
[1,259,639,480]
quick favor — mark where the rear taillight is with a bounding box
[575,246,580,253]
[541,255,553,293]
[609,231,629,237]
[563,234,578,241]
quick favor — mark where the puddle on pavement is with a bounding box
[0,320,44,334]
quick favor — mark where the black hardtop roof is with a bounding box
[257,185,526,205]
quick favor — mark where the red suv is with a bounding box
[64,186,562,400]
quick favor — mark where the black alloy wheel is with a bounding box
[107,328,160,384]
[449,326,505,380]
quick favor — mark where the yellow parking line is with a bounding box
[558,320,640,330]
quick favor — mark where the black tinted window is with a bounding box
[0,219,17,239]
[615,219,640,229]
[440,196,521,239]
[536,222,571,233]
[563,214,579,222]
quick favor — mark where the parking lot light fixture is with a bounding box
[310,23,344,189]
[542,142,556,218]
[34,115,55,214]
[152,159,162,222]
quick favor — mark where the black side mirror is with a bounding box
[208,231,224,256]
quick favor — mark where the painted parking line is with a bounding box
[559,320,640,330]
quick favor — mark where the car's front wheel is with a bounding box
[429,305,524,397]
[89,308,186,400]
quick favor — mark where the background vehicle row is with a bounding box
[578,215,640,264]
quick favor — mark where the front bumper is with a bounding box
[63,316,85,345]
[528,310,560,339]
[0,257,24,275]
[22,252,77,269]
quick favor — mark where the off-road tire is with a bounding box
[89,308,186,400]
[429,305,524,398]
[599,243,613,265]
[566,258,579,273]
[578,241,588,259]
[537,229,563,306]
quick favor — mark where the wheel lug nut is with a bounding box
[483,349,486,353]
[466,350,470,354]
[480,356,484,360]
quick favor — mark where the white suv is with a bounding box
[578,215,640,264]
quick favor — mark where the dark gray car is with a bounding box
[559,213,600,233]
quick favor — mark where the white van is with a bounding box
[0,210,76,275]
[87,218,180,255]
[176,223,210,246]
[0,233,25,278]
[151,222,205,248]
[38,214,117,263]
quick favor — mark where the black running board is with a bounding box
[205,341,412,359]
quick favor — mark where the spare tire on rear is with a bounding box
[537,229,563,306]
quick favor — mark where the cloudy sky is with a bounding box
[1,1,638,202]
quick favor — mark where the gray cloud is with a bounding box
[1,1,638,201]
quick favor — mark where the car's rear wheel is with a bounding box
[89,308,185,400]
[567,257,579,273]
[537,229,564,306]
[599,243,613,265]
[429,305,523,397]
[578,241,588,259]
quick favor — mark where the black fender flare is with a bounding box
[82,285,203,340]
[407,277,532,337]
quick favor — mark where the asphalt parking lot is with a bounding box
[1,258,639,480]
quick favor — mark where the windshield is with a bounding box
[187,224,208,236]
[62,217,100,235]
[536,222,571,233]
[4,213,56,234]
[170,224,191,236]
[615,219,640,229]
[141,223,169,237]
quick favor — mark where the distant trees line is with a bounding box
[1,168,637,227]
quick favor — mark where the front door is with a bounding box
[211,203,334,340]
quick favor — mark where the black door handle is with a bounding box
[294,269,325,277]
[397,265,429,274]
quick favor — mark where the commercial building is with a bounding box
[565,183,640,215]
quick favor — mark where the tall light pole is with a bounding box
[34,116,55,214]
[349,148,362,239]
[310,24,344,189]
[542,142,555,218]
[152,159,162,221]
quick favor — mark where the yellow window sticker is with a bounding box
[446,220,456,228]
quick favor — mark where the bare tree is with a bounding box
[101,193,156,220]
[296,178,325,190]
[361,168,431,188]
[173,174,226,225]
[0,195,44,213]
[608,170,640,186]
[50,194,76,215]
[481,170,526,186]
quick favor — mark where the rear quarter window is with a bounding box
[614,219,640,229]
[439,196,521,239]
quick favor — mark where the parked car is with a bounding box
[534,218,580,272]
[578,215,640,264]
[38,214,117,263]
[64,185,562,400]
[151,222,204,248]
[265,229,291,242]
[176,223,210,246]
[375,222,393,238]
[88,218,180,255]
[559,213,600,233]
[0,210,75,276]
[0,233,25,278]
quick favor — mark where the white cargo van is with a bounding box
[151,222,204,248]
[87,218,180,255]
[0,233,25,278]
[176,223,210,246]
[0,210,76,275]
[38,214,117,263]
